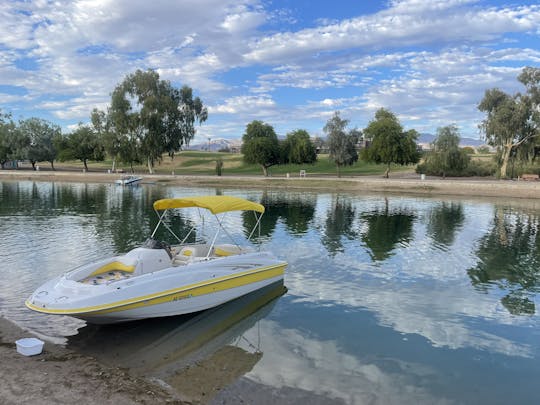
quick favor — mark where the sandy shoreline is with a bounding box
[2,169,540,199]
[0,317,184,404]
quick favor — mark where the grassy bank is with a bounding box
[29,151,416,177]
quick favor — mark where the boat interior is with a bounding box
[76,241,254,286]
[74,196,264,286]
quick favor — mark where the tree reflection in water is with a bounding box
[360,198,415,261]
[243,191,316,240]
[426,201,465,248]
[468,208,540,315]
[321,196,357,256]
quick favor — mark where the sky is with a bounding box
[1,0,539,144]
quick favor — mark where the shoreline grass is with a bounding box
[22,151,417,177]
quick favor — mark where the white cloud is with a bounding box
[244,2,540,63]
[0,0,539,138]
[211,95,276,115]
[221,9,266,33]
[242,320,457,404]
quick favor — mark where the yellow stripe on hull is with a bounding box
[26,264,286,316]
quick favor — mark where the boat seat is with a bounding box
[173,246,199,265]
[214,244,252,257]
[80,270,133,285]
[89,258,138,277]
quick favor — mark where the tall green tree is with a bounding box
[0,112,16,169]
[281,129,317,164]
[91,108,120,172]
[18,117,61,170]
[110,69,207,173]
[478,67,540,178]
[312,136,325,153]
[424,125,470,178]
[56,125,104,171]
[323,112,359,177]
[362,108,419,178]
[241,120,280,176]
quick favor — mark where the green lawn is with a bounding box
[51,151,416,177]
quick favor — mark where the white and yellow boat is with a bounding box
[26,196,287,324]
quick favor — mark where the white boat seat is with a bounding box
[80,257,138,284]
[214,244,252,257]
[173,246,200,265]
[89,258,138,277]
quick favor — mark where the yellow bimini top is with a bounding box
[153,196,265,214]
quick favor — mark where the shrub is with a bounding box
[510,163,540,179]
[416,156,496,177]
[476,145,491,154]
[215,158,223,176]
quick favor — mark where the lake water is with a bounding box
[1,180,540,404]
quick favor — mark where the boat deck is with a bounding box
[81,270,133,285]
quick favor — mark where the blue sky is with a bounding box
[1,0,539,144]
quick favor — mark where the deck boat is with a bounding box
[115,175,142,186]
[26,196,287,324]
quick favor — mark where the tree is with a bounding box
[0,112,16,169]
[57,125,104,171]
[109,69,207,173]
[18,118,61,170]
[478,67,540,178]
[281,129,317,164]
[477,145,491,154]
[424,125,470,178]
[362,108,419,178]
[312,136,325,153]
[91,108,120,172]
[323,112,359,177]
[241,120,280,176]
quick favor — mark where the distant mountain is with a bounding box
[185,133,487,152]
[417,133,486,147]
[185,138,241,152]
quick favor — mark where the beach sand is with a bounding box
[0,317,184,404]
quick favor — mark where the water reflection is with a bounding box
[360,198,415,261]
[467,207,540,315]
[427,201,465,248]
[243,191,316,240]
[3,180,540,404]
[321,196,357,255]
[67,282,286,383]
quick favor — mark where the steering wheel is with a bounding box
[160,240,173,258]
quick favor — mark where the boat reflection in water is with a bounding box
[67,280,286,394]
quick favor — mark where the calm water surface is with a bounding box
[1,180,540,404]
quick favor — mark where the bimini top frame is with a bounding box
[150,196,265,254]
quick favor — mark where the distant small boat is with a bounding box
[115,175,142,186]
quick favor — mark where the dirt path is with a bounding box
[2,169,540,199]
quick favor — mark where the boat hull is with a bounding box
[26,252,286,324]
[75,274,283,324]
